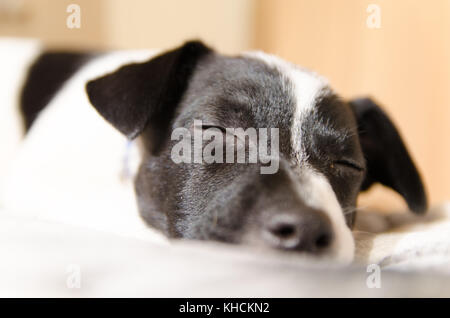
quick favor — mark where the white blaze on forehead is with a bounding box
[243,51,330,163]
[245,52,353,262]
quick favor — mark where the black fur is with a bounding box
[20,51,93,131]
[349,97,428,213]
[86,41,212,153]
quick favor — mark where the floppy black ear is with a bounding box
[349,97,428,213]
[86,40,211,152]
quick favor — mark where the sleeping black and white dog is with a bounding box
[5,39,427,262]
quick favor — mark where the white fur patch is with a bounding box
[1,48,167,243]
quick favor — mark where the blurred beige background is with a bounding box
[1,0,449,211]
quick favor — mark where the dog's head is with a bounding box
[86,41,427,262]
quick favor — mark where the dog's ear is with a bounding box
[86,40,211,153]
[349,97,428,213]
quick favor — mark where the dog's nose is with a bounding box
[262,209,333,253]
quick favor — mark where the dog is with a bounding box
[10,39,427,262]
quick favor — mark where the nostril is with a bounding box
[315,232,332,249]
[270,223,296,239]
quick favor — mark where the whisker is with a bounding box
[352,230,376,235]
[342,205,369,215]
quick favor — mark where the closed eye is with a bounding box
[334,159,364,172]
[201,124,227,134]
[201,124,242,141]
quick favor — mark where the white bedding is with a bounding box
[2,205,450,297]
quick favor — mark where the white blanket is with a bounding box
[354,203,450,275]
[2,205,450,297]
